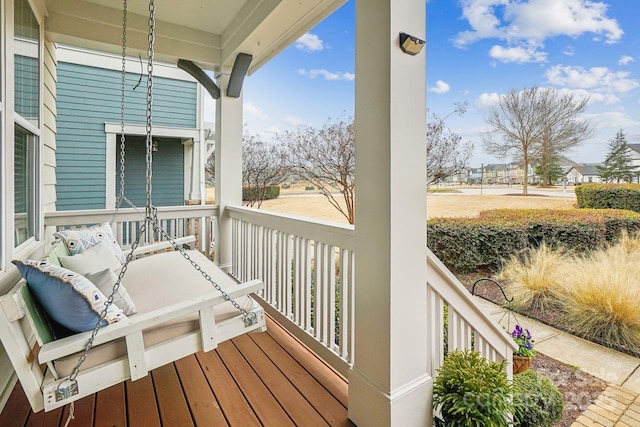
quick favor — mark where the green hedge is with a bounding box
[576,183,640,212]
[427,209,640,272]
[242,185,280,201]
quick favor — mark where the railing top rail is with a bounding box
[227,205,355,250]
[45,205,219,227]
[427,247,518,356]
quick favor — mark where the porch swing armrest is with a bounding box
[129,235,197,257]
[38,279,264,364]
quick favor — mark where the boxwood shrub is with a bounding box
[242,185,280,202]
[513,370,563,427]
[427,209,640,272]
[576,183,640,212]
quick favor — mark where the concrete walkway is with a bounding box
[474,298,640,426]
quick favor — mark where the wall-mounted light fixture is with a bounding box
[399,32,425,55]
[152,138,160,152]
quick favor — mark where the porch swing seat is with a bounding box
[0,245,266,413]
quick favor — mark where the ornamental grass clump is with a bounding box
[561,243,640,354]
[433,350,511,427]
[497,244,567,314]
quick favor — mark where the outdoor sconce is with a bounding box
[151,138,160,152]
[399,32,425,55]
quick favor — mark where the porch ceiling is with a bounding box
[42,0,346,74]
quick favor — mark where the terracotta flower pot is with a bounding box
[513,355,533,374]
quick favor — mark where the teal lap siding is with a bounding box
[55,61,196,210]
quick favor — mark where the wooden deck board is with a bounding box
[175,355,229,427]
[94,383,126,427]
[217,340,295,426]
[152,364,195,427]
[61,394,95,427]
[233,333,329,426]
[249,329,352,426]
[264,316,349,408]
[0,382,31,427]
[125,375,161,427]
[196,349,261,426]
[2,316,352,427]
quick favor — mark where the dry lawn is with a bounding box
[258,193,575,223]
[206,186,576,223]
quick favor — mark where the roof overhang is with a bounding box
[43,0,346,74]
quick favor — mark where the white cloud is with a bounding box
[619,55,635,66]
[298,69,355,81]
[583,111,640,130]
[489,44,547,63]
[257,125,282,140]
[454,0,622,63]
[295,33,324,53]
[244,102,268,120]
[563,46,575,56]
[284,115,304,127]
[546,65,640,93]
[428,80,450,94]
[475,92,501,110]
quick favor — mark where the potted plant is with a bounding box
[511,324,536,374]
[433,349,512,427]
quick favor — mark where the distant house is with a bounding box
[566,163,603,184]
[54,46,210,211]
[625,144,640,182]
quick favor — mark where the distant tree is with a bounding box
[205,151,215,186]
[597,130,637,183]
[426,102,473,187]
[535,158,564,185]
[483,86,594,195]
[278,117,355,224]
[242,133,290,208]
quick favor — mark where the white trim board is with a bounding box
[56,45,197,82]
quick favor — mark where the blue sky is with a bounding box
[206,0,640,168]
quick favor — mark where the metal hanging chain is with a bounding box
[148,215,258,326]
[57,223,150,400]
[145,0,155,220]
[113,0,136,223]
[58,0,254,402]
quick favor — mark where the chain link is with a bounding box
[145,0,155,219]
[147,216,256,324]
[58,0,254,398]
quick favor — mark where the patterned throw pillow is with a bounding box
[85,269,137,315]
[13,259,126,333]
[54,222,126,264]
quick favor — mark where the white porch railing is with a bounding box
[43,204,515,381]
[227,205,355,377]
[44,205,218,255]
[426,247,517,379]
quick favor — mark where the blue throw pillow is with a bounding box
[13,260,126,333]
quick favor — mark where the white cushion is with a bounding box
[59,240,121,275]
[85,269,137,315]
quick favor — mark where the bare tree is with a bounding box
[483,86,594,195]
[426,102,473,186]
[242,133,290,208]
[278,117,355,224]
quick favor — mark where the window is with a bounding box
[14,126,36,246]
[13,0,40,248]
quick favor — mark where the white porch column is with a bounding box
[349,1,429,426]
[214,72,243,272]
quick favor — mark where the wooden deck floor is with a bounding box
[0,316,354,426]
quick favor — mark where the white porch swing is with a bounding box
[0,0,266,414]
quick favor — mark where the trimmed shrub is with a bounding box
[242,185,280,202]
[576,183,640,212]
[427,209,640,272]
[433,350,511,427]
[513,370,563,427]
